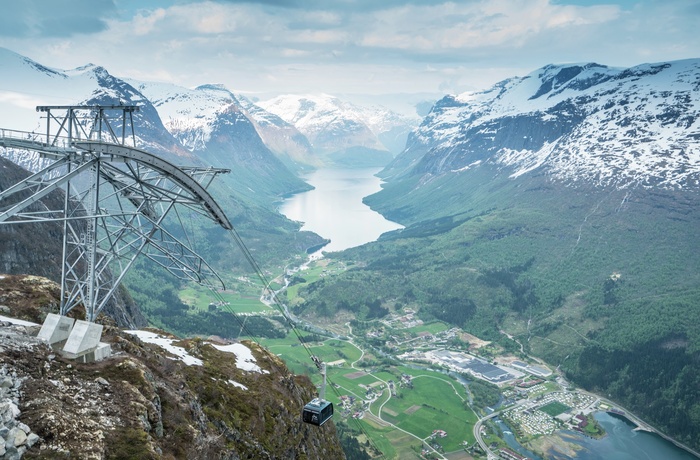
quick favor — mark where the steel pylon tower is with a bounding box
[0,105,232,322]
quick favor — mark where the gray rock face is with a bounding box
[0,361,37,459]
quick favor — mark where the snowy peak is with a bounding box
[132,80,241,152]
[258,93,417,157]
[0,50,194,172]
[406,59,700,190]
[527,63,611,99]
[0,47,65,80]
[132,79,307,192]
[235,94,318,169]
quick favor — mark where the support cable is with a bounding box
[220,226,385,458]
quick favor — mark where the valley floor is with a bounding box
[254,257,700,460]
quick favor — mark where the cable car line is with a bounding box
[219,225,385,457]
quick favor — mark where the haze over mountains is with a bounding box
[0,47,418,176]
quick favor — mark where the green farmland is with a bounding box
[259,331,478,459]
[179,283,270,314]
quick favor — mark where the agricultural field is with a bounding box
[259,330,478,458]
[405,321,451,335]
[539,401,570,417]
[179,283,270,313]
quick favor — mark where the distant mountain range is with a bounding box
[259,93,418,166]
[0,46,417,267]
[0,47,416,174]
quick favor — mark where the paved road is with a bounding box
[473,411,500,460]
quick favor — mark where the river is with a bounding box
[279,167,403,252]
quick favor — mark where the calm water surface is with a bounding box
[559,412,698,460]
[500,412,698,460]
[280,167,403,252]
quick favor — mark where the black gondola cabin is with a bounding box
[302,398,334,426]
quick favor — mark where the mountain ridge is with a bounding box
[258,93,418,166]
[384,58,700,191]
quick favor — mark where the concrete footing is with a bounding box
[37,314,111,362]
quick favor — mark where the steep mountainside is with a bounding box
[258,94,417,167]
[0,274,344,459]
[302,60,700,451]
[0,48,193,171]
[123,81,313,204]
[235,93,319,171]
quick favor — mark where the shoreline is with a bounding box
[603,410,700,459]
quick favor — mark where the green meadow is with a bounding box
[179,283,270,313]
[258,331,478,458]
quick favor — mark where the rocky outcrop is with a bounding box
[0,360,41,459]
[0,274,345,459]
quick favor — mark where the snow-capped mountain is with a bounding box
[131,81,310,196]
[393,60,700,190]
[0,47,192,172]
[234,94,318,171]
[258,93,418,166]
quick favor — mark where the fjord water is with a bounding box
[564,412,698,460]
[500,412,698,460]
[279,167,403,252]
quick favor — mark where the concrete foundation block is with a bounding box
[37,314,75,345]
[63,320,103,356]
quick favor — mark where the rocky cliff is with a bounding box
[0,274,345,459]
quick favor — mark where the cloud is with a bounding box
[0,0,116,38]
[0,0,697,97]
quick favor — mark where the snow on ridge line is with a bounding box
[126,330,268,373]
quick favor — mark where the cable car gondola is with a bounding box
[302,397,334,426]
[303,357,333,426]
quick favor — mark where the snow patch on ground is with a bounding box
[125,330,268,373]
[127,330,203,366]
[228,380,248,390]
[213,343,269,374]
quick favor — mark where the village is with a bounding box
[353,308,615,455]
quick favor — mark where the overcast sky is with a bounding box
[0,0,698,102]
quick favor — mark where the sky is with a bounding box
[0,0,698,104]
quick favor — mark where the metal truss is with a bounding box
[0,105,231,322]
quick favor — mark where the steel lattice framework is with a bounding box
[0,105,232,322]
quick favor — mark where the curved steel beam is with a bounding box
[73,141,232,230]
